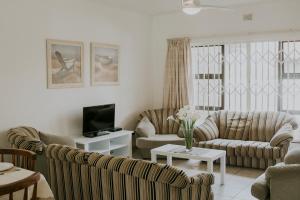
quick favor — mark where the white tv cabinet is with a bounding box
[74,130,133,157]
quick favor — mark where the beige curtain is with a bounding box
[163,38,192,109]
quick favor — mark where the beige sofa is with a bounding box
[135,108,186,158]
[7,126,75,181]
[135,110,298,169]
[251,148,300,200]
[46,144,214,200]
[195,111,298,169]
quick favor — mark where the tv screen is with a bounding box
[83,104,115,134]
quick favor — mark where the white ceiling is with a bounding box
[98,0,281,15]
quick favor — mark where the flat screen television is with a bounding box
[83,104,115,137]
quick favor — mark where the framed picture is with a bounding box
[90,43,120,85]
[46,39,84,88]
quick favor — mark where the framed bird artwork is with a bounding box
[46,39,84,88]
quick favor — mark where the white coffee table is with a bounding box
[151,144,226,185]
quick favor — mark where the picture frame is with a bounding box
[46,39,84,88]
[90,42,120,86]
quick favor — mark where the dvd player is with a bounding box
[106,127,122,132]
[84,131,109,138]
[83,127,122,138]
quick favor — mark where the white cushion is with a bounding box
[135,117,156,137]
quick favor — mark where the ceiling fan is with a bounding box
[182,0,231,15]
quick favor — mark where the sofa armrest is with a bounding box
[7,126,45,153]
[189,173,214,186]
[188,173,214,200]
[251,173,269,200]
[270,125,294,147]
[8,135,44,153]
[266,163,300,180]
[265,163,300,200]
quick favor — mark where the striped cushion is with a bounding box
[270,124,294,147]
[194,118,219,142]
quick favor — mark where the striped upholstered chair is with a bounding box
[135,109,186,158]
[194,111,298,169]
[46,144,214,200]
[7,126,75,181]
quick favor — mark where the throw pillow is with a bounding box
[135,117,156,137]
[194,117,219,141]
[270,124,293,147]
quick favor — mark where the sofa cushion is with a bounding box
[199,139,281,159]
[135,117,156,137]
[217,111,298,142]
[251,173,269,200]
[284,149,300,164]
[39,132,76,147]
[270,124,293,147]
[194,117,219,142]
[136,134,185,149]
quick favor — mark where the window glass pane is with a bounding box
[281,79,300,111]
[249,42,279,111]
[224,43,248,111]
[193,79,222,108]
[283,42,300,74]
[191,46,222,75]
[192,45,223,110]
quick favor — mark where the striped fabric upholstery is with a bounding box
[215,111,298,142]
[46,144,214,200]
[7,126,44,152]
[139,109,180,134]
[197,111,298,169]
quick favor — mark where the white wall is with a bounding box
[151,0,300,108]
[2,0,300,148]
[0,0,152,147]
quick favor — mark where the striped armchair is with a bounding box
[46,144,214,200]
[135,109,185,158]
[194,111,298,169]
[7,126,75,181]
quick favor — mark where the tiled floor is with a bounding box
[133,151,263,200]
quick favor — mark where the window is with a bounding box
[191,40,300,113]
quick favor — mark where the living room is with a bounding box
[0,0,300,200]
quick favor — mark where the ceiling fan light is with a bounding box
[182,7,201,15]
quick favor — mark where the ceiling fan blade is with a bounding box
[199,5,233,11]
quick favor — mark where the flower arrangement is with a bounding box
[168,105,200,151]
